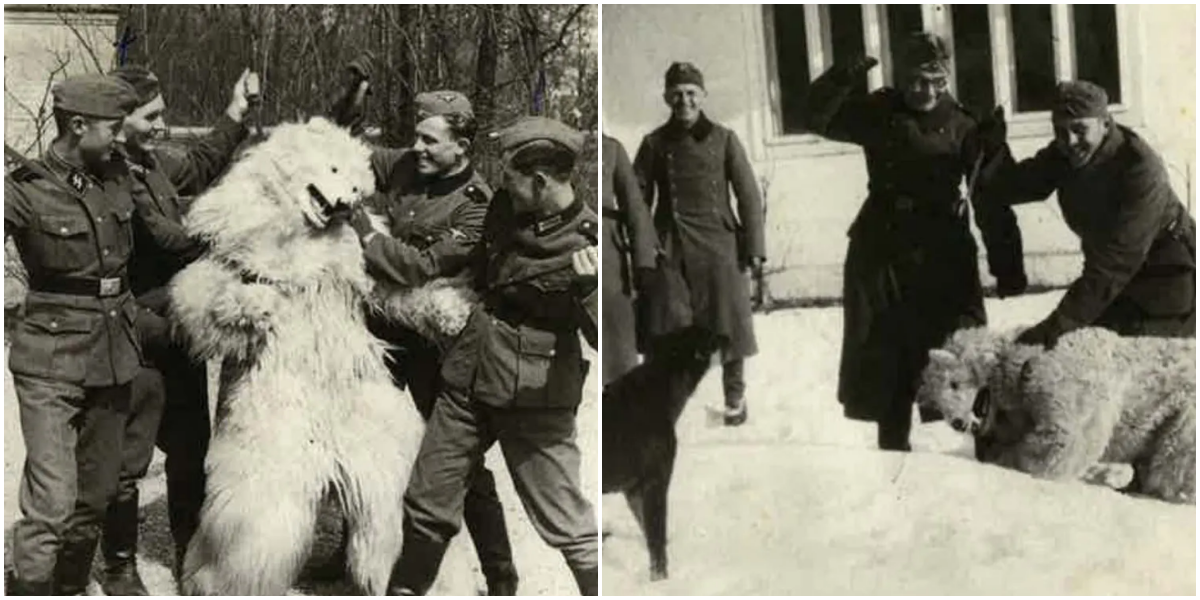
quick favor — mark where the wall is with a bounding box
[603,4,1196,300]
[4,7,121,154]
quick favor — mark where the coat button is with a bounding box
[96,216,104,223]
[103,248,111,256]
[50,321,58,329]
[109,310,117,317]
[59,227,68,234]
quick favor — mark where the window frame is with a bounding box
[757,3,1144,158]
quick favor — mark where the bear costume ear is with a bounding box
[929,348,958,364]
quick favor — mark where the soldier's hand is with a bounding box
[1015,317,1059,349]
[571,246,598,278]
[347,51,376,84]
[226,68,258,123]
[832,55,879,85]
[347,206,377,240]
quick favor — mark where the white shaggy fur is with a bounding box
[169,117,471,594]
[918,326,1196,504]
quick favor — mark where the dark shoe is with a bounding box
[723,399,748,426]
[485,569,519,596]
[54,532,100,595]
[101,560,149,596]
[570,565,598,596]
[102,490,149,595]
[385,535,449,596]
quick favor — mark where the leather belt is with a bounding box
[29,274,129,297]
[485,298,566,333]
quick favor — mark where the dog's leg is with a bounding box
[626,434,676,582]
[181,411,330,595]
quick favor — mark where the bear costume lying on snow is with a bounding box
[918,326,1196,504]
[169,117,473,594]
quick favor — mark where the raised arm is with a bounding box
[802,56,882,145]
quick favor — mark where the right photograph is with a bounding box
[601,4,1196,596]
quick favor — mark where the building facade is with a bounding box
[604,4,1196,300]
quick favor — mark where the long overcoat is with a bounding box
[632,114,765,360]
[602,135,657,384]
[804,74,1027,423]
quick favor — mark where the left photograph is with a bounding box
[3,4,598,596]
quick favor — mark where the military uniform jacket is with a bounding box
[804,71,1026,423]
[128,115,247,313]
[601,135,656,384]
[362,149,490,287]
[440,192,598,409]
[981,124,1195,332]
[633,114,764,359]
[5,150,142,387]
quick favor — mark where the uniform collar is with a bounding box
[43,146,96,194]
[666,112,714,141]
[423,164,475,197]
[118,142,158,172]
[529,196,584,237]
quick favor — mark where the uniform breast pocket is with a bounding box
[8,309,95,384]
[513,327,556,407]
[35,215,92,272]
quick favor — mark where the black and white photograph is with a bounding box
[4,4,598,595]
[601,4,1196,595]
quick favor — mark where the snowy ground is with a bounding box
[3,348,598,596]
[601,291,1197,595]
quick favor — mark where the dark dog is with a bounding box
[602,330,715,581]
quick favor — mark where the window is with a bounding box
[766,4,1127,138]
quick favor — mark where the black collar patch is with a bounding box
[67,171,88,193]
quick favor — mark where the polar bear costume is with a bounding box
[169,118,471,594]
[918,326,1195,504]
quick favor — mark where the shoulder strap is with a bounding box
[4,144,85,201]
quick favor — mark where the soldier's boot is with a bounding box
[5,569,53,596]
[464,468,519,596]
[385,535,449,596]
[722,359,748,427]
[100,492,149,596]
[570,565,599,596]
[723,397,748,427]
[53,532,100,595]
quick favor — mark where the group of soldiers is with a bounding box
[602,32,1195,454]
[5,53,599,596]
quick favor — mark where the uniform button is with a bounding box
[103,248,111,256]
[50,321,58,329]
[59,227,68,234]
[409,210,415,216]
[96,216,104,223]
[109,310,117,317]
[548,349,556,357]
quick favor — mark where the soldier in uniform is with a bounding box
[332,67,518,594]
[633,62,765,426]
[601,134,657,386]
[98,65,254,592]
[384,117,599,596]
[977,81,1196,345]
[3,75,141,595]
[803,33,1028,451]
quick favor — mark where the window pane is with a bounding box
[1010,5,1056,112]
[771,5,810,134]
[1073,4,1121,104]
[826,4,867,95]
[951,4,995,114]
[885,4,923,85]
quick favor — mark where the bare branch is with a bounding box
[537,5,587,62]
[54,8,106,72]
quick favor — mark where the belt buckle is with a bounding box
[98,277,121,297]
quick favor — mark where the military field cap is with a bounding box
[108,65,162,106]
[415,90,474,121]
[902,32,952,77]
[495,116,584,156]
[1053,80,1109,119]
[664,61,705,90]
[52,74,139,119]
